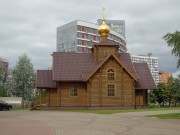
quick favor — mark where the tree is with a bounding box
[155,83,167,106]
[165,76,178,107]
[173,75,180,106]
[149,83,166,106]
[165,75,180,107]
[149,75,180,107]
[0,59,8,97]
[163,31,180,68]
[0,59,7,84]
[12,54,35,101]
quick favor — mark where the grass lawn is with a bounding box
[12,107,30,110]
[58,106,180,114]
[149,113,180,119]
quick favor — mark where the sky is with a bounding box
[0,0,180,77]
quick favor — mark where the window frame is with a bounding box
[107,68,115,81]
[70,85,78,97]
[107,83,115,97]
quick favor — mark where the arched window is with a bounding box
[107,68,115,80]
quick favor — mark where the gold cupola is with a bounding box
[98,20,110,37]
[98,6,110,42]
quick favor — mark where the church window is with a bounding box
[107,68,115,80]
[70,85,77,96]
[108,84,115,96]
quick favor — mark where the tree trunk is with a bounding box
[169,98,171,107]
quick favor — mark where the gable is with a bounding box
[100,57,133,81]
[52,52,139,82]
[84,54,138,81]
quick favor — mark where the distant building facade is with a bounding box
[0,58,9,86]
[97,19,125,38]
[0,58,15,86]
[131,55,159,84]
[0,58,8,72]
[159,71,172,83]
[57,20,127,53]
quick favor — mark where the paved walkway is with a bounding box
[0,110,180,135]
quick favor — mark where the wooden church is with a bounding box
[35,19,156,110]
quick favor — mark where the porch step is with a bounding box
[30,105,41,111]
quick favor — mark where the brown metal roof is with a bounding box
[36,52,156,90]
[118,53,140,79]
[133,63,157,90]
[52,52,96,81]
[52,52,139,81]
[36,70,56,89]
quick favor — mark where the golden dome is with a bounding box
[98,20,110,36]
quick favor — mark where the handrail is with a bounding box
[31,96,47,109]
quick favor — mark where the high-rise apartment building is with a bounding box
[131,55,159,84]
[57,20,127,53]
[97,19,125,38]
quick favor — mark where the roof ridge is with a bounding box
[37,69,52,71]
[53,52,93,55]
[84,54,138,81]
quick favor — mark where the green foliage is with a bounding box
[164,76,180,107]
[149,83,166,105]
[165,77,176,107]
[149,113,180,119]
[149,75,180,107]
[12,54,35,101]
[33,89,47,100]
[0,59,8,97]
[0,60,7,84]
[148,91,157,103]
[163,31,180,68]
[12,107,30,110]
[0,85,7,97]
[172,76,180,104]
[52,107,180,114]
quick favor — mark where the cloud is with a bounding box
[0,0,180,75]
[173,70,180,78]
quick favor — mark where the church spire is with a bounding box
[98,6,110,42]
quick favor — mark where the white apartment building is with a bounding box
[131,55,159,84]
[57,20,127,53]
[97,19,125,38]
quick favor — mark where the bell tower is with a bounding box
[93,7,119,62]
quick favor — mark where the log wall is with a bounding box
[60,82,87,107]
[46,57,146,108]
[90,57,135,107]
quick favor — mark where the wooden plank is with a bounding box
[57,87,61,106]
[121,69,124,107]
[40,89,42,107]
[99,68,102,107]
[48,90,50,107]
[132,79,135,106]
